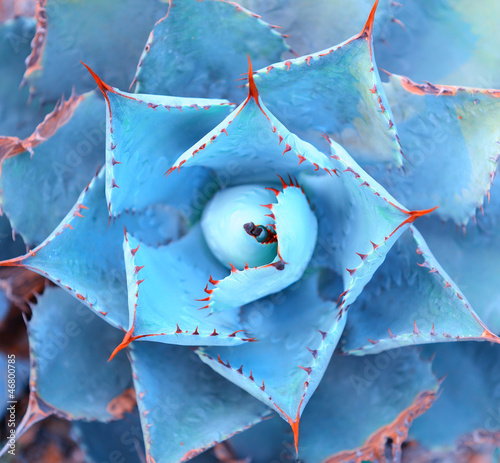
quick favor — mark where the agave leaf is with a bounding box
[197,268,344,453]
[366,74,500,226]
[132,0,289,101]
[84,69,234,220]
[0,17,49,137]
[252,2,403,166]
[237,0,393,56]
[228,348,438,461]
[0,169,185,329]
[128,340,270,463]
[22,0,169,103]
[377,0,500,88]
[410,342,500,449]
[416,173,500,334]
[340,226,499,355]
[110,227,257,353]
[0,286,133,456]
[73,411,146,463]
[0,90,104,247]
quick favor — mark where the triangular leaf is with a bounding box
[133,0,289,101]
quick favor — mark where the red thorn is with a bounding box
[260,380,266,391]
[131,244,140,256]
[208,275,219,285]
[336,290,348,305]
[192,327,199,335]
[360,0,379,40]
[370,241,379,250]
[288,174,295,187]
[318,330,327,340]
[175,324,182,334]
[282,144,292,155]
[277,174,287,189]
[195,296,211,302]
[221,128,228,136]
[389,206,439,238]
[260,204,273,210]
[203,284,213,295]
[413,321,421,335]
[388,328,396,339]
[346,268,356,276]
[229,262,237,273]
[297,155,307,165]
[356,252,368,261]
[306,347,318,358]
[237,365,244,374]
[228,330,245,337]
[298,366,312,375]
[81,61,114,94]
[210,329,219,336]
[247,55,259,100]
[135,265,144,273]
[266,187,280,195]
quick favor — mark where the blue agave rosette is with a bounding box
[0,1,499,462]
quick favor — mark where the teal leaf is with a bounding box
[0,286,134,456]
[416,174,500,334]
[228,348,438,461]
[109,227,256,354]
[84,69,234,220]
[197,269,347,453]
[0,169,185,330]
[27,287,132,421]
[73,412,146,463]
[128,340,270,463]
[237,0,394,56]
[252,3,404,166]
[341,226,499,355]
[0,90,104,246]
[167,91,334,185]
[0,17,50,138]
[376,0,500,88]
[367,74,500,226]
[132,0,289,101]
[22,0,168,103]
[410,342,500,448]
[300,138,431,312]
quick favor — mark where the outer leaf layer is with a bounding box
[341,226,498,355]
[198,268,345,450]
[0,169,185,329]
[229,348,438,461]
[411,342,500,448]
[377,0,500,88]
[367,74,500,226]
[94,79,233,219]
[133,0,289,101]
[22,0,168,102]
[253,6,403,166]
[0,90,104,246]
[128,341,270,463]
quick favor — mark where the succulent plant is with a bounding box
[0,0,499,462]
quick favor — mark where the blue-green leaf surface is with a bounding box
[228,348,438,461]
[198,269,344,452]
[116,228,254,347]
[128,341,270,463]
[132,0,289,101]
[22,0,169,103]
[252,4,403,166]
[0,169,185,329]
[341,226,498,355]
[0,17,49,138]
[376,0,500,88]
[90,77,233,220]
[410,342,500,449]
[0,90,104,246]
[366,74,500,226]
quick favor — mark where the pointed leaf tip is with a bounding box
[80,61,114,95]
[247,54,259,100]
[360,0,379,39]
